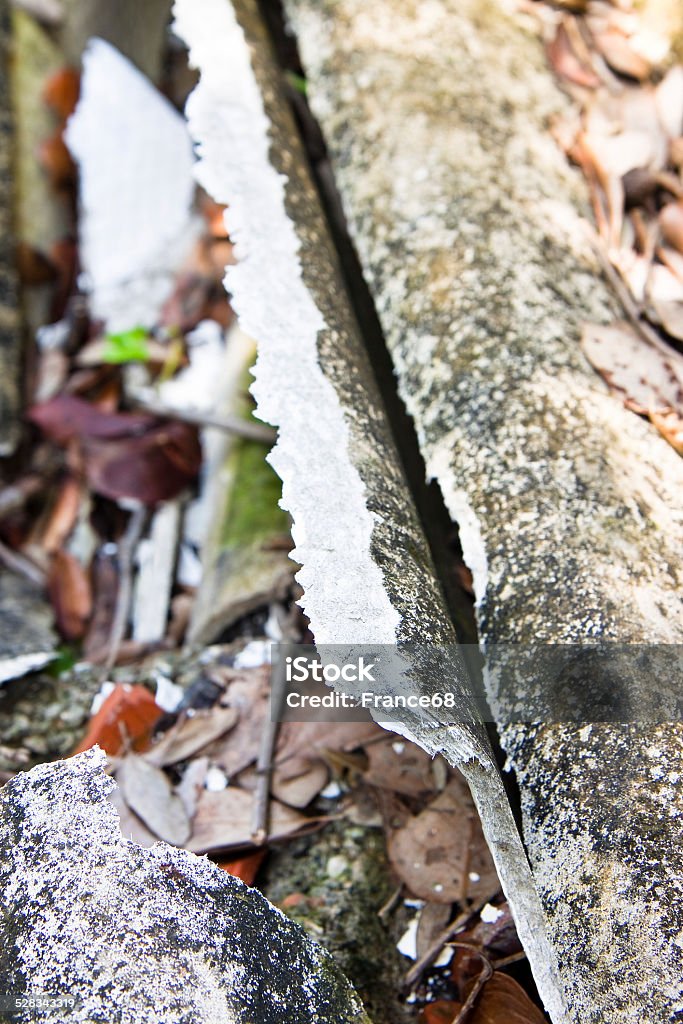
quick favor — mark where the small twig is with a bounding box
[491,950,526,970]
[403,893,492,990]
[377,884,403,920]
[131,394,277,445]
[251,644,290,845]
[0,539,46,587]
[448,943,493,1024]
[104,506,148,670]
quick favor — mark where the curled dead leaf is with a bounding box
[659,200,683,255]
[47,549,92,640]
[117,754,191,846]
[581,321,683,414]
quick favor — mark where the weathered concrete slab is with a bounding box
[0,749,370,1023]
[282,1,683,1021]
[0,573,56,683]
[173,1,567,1019]
[0,0,20,457]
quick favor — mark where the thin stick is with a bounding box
[449,944,493,1024]
[0,539,45,587]
[403,893,492,990]
[131,394,277,445]
[491,950,526,969]
[590,232,683,362]
[105,506,147,670]
[251,644,290,845]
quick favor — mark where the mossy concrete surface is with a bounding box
[0,750,371,1023]
[284,1,683,1021]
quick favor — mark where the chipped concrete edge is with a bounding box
[173,0,400,649]
[171,3,570,1019]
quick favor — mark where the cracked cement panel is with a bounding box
[172,0,568,1019]
[283,0,683,1021]
[0,749,370,1024]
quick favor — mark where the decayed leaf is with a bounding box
[465,973,547,1024]
[72,683,162,756]
[650,409,683,453]
[117,753,191,846]
[659,200,683,255]
[187,787,308,853]
[208,668,271,777]
[595,30,652,80]
[420,1002,461,1024]
[144,706,239,767]
[655,66,683,141]
[108,784,158,848]
[28,395,202,504]
[41,476,82,553]
[362,736,439,798]
[47,549,92,640]
[387,775,498,904]
[647,263,683,341]
[581,321,683,413]
[271,761,329,809]
[546,21,601,89]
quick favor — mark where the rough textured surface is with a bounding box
[173,2,567,1020]
[0,749,370,1023]
[284,1,683,1021]
[0,0,20,456]
[0,573,56,684]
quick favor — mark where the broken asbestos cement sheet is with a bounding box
[282,1,683,1022]
[0,749,369,1024]
[65,38,198,332]
[173,1,567,1021]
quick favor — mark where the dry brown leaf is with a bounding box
[595,30,652,80]
[108,785,158,848]
[546,21,601,89]
[274,719,382,783]
[144,706,239,767]
[187,787,308,853]
[116,754,191,846]
[387,775,498,904]
[581,321,683,413]
[656,66,683,141]
[47,549,92,640]
[416,902,452,960]
[176,756,209,819]
[657,246,683,284]
[271,761,329,808]
[208,669,271,777]
[659,200,683,255]
[41,476,82,554]
[464,973,547,1024]
[647,263,683,340]
[650,409,683,453]
[363,736,438,798]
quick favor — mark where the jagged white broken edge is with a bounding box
[65,39,198,332]
[173,0,401,649]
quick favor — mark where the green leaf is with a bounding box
[286,70,308,96]
[103,326,150,364]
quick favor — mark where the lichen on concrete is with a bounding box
[284,0,683,1020]
[0,749,370,1023]
[172,5,568,1019]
